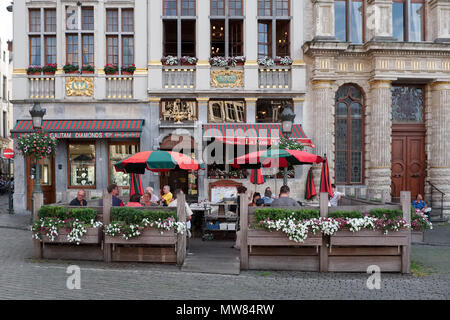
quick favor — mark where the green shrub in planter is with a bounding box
[254,208,320,223]
[63,64,79,73]
[111,207,177,225]
[37,205,97,223]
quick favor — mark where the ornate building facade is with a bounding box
[303,0,450,215]
[11,0,310,213]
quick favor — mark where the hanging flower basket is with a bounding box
[274,56,293,66]
[16,131,58,160]
[27,65,42,75]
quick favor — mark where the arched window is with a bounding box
[335,84,364,184]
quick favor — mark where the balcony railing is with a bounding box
[258,66,291,89]
[163,66,195,89]
[29,76,55,99]
[106,76,134,99]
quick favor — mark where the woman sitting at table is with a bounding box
[127,193,143,207]
[141,192,153,207]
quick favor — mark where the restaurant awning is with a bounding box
[203,123,315,147]
[11,119,144,139]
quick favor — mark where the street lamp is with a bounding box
[30,103,46,193]
[279,106,296,186]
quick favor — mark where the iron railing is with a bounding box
[427,181,446,221]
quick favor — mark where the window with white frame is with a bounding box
[28,8,56,66]
[65,5,95,67]
[106,8,135,71]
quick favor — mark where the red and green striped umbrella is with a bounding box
[305,167,317,200]
[114,150,202,174]
[130,173,144,196]
[260,149,324,167]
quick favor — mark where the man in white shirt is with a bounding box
[329,184,344,207]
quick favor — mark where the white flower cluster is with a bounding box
[257,56,275,68]
[67,219,88,245]
[104,218,187,240]
[262,218,310,243]
[346,216,376,232]
[123,224,142,240]
[105,222,121,237]
[316,218,340,236]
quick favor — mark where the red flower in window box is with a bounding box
[63,64,79,74]
[104,64,119,75]
[81,64,95,74]
[26,65,42,76]
[121,64,136,75]
[42,63,57,75]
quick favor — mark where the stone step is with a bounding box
[182,255,240,275]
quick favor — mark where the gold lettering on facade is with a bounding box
[65,77,94,96]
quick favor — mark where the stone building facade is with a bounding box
[11,0,310,213]
[0,36,13,176]
[303,0,450,216]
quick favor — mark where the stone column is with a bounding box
[367,80,392,199]
[244,0,258,90]
[311,0,337,41]
[196,0,211,91]
[309,80,335,189]
[429,0,450,43]
[366,0,395,41]
[293,98,305,181]
[196,97,209,200]
[244,98,257,124]
[429,81,450,215]
[148,98,161,191]
[148,0,162,91]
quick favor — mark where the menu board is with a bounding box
[211,186,238,203]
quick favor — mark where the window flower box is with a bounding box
[121,64,136,75]
[105,228,177,245]
[42,63,57,75]
[81,65,95,74]
[161,55,179,66]
[209,56,229,67]
[27,65,42,75]
[104,64,119,75]
[180,56,198,66]
[229,56,246,67]
[40,227,102,244]
[63,64,79,74]
[274,56,293,66]
[257,57,275,68]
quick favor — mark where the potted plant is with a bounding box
[63,63,79,74]
[257,57,275,68]
[209,56,229,67]
[104,64,119,75]
[81,64,95,74]
[26,65,42,76]
[161,55,179,66]
[230,56,246,67]
[42,63,57,75]
[180,56,198,66]
[121,64,136,75]
[275,56,293,66]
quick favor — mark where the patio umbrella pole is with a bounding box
[283,167,288,186]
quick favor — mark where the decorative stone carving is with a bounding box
[311,0,336,40]
[430,0,450,42]
[161,99,197,122]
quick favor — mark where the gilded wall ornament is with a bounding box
[210,70,243,88]
[66,77,94,96]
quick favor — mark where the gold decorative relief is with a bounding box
[66,77,94,96]
[210,70,243,88]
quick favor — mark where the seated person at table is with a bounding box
[99,183,124,207]
[271,185,300,207]
[329,184,344,207]
[249,192,261,207]
[145,187,159,204]
[261,187,275,205]
[70,189,87,206]
[141,192,152,207]
[126,193,143,207]
[160,185,173,206]
[412,194,431,216]
[256,198,265,207]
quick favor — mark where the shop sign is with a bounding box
[66,77,94,96]
[210,70,243,88]
[48,132,139,139]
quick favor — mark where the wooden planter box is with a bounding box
[328,229,409,272]
[247,229,322,271]
[105,228,177,245]
[41,227,102,244]
[411,230,424,243]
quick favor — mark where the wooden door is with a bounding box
[27,157,56,210]
[391,125,425,201]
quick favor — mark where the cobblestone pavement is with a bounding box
[0,196,449,300]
